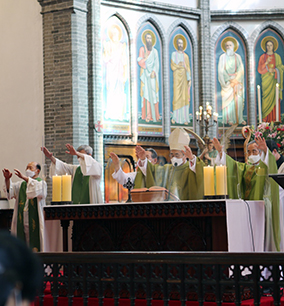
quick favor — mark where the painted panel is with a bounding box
[102,16,130,135]
[169,27,194,128]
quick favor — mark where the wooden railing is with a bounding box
[37,252,284,306]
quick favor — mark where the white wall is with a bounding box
[211,0,284,10]
[0,0,44,206]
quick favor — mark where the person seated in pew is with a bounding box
[0,231,43,306]
[110,148,158,188]
[2,162,46,252]
[42,144,103,204]
[134,128,204,200]
[212,136,280,251]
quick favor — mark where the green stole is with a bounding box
[18,178,41,252]
[72,166,90,204]
[226,152,280,251]
[140,159,204,200]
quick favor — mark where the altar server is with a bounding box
[213,137,280,251]
[2,162,47,252]
[110,148,158,188]
[42,144,103,204]
[134,128,204,200]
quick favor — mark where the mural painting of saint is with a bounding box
[137,30,160,123]
[103,23,128,121]
[171,34,191,125]
[218,37,245,125]
[257,36,284,122]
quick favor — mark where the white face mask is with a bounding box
[25,169,36,178]
[171,157,183,167]
[248,154,261,165]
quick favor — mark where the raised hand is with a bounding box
[2,168,12,180]
[255,136,267,154]
[135,146,146,160]
[182,145,194,160]
[41,146,56,163]
[109,152,120,172]
[212,138,223,153]
[65,143,77,156]
[14,169,28,182]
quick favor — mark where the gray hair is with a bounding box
[77,145,93,156]
[247,140,261,153]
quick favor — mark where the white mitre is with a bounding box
[168,128,190,151]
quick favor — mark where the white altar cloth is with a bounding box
[226,200,265,252]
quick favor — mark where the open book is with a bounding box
[130,186,180,202]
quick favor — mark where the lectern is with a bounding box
[130,187,180,202]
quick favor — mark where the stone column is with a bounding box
[87,0,104,199]
[198,0,215,139]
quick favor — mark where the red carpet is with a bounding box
[35,295,283,306]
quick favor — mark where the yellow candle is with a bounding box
[62,174,72,201]
[52,175,62,202]
[203,166,215,196]
[216,165,227,195]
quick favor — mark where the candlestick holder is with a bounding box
[196,102,218,148]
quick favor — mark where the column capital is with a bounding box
[38,0,88,14]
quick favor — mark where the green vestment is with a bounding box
[18,178,41,251]
[226,152,280,251]
[72,166,90,204]
[139,158,204,200]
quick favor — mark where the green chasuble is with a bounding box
[226,152,280,251]
[18,178,41,251]
[137,158,204,200]
[72,166,90,204]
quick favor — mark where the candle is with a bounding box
[62,174,72,201]
[257,85,262,123]
[276,83,279,121]
[52,175,62,202]
[216,165,227,195]
[203,166,215,196]
[257,167,265,177]
[196,111,199,121]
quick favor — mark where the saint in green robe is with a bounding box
[136,158,204,200]
[225,152,280,251]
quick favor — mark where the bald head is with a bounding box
[26,162,41,178]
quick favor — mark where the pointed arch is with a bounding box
[212,23,249,130]
[167,19,199,131]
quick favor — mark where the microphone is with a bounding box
[167,162,178,201]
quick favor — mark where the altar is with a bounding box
[44,199,265,252]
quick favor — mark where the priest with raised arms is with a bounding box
[134,128,204,200]
[42,144,103,204]
[213,136,280,251]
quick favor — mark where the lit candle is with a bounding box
[257,85,262,123]
[62,174,72,201]
[52,175,62,202]
[196,111,199,121]
[276,83,279,121]
[203,166,215,196]
[216,165,227,195]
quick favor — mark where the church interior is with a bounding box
[1,0,284,305]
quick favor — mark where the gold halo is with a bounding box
[107,24,123,42]
[261,36,278,52]
[173,34,187,51]
[141,30,156,48]
[221,36,239,53]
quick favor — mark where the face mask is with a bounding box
[26,169,36,178]
[171,157,183,167]
[248,154,261,165]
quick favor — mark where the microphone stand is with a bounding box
[167,162,177,201]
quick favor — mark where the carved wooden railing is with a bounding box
[37,252,284,306]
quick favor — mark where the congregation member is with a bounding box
[110,148,158,188]
[266,139,284,172]
[213,136,280,251]
[2,162,47,252]
[42,144,103,204]
[134,128,204,200]
[0,231,43,306]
